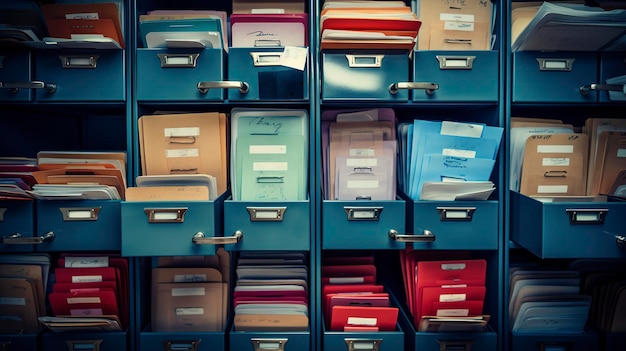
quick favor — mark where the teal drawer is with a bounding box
[323,322,404,351]
[35,50,125,102]
[137,48,224,101]
[409,200,499,250]
[510,191,626,259]
[0,334,39,351]
[598,53,626,103]
[224,200,310,251]
[512,52,598,103]
[0,200,35,252]
[322,200,406,250]
[412,51,498,102]
[139,330,224,351]
[35,200,121,252]
[321,51,409,101]
[229,327,310,351]
[121,198,223,257]
[43,330,128,351]
[227,47,308,101]
[0,51,32,102]
[511,331,597,351]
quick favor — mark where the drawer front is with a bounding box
[224,200,310,251]
[410,332,496,351]
[605,332,626,351]
[230,332,310,351]
[43,331,127,351]
[121,201,221,256]
[35,200,121,252]
[323,330,404,351]
[227,47,308,101]
[410,201,498,250]
[511,332,597,351]
[599,53,626,103]
[322,200,406,250]
[0,51,32,102]
[322,51,409,101]
[35,50,125,102]
[412,51,498,102]
[511,191,626,259]
[0,201,35,252]
[0,334,39,351]
[140,332,224,351]
[137,48,224,101]
[513,52,597,103]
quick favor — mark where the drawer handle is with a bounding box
[254,39,282,47]
[1,231,55,245]
[247,207,286,221]
[162,340,201,351]
[580,83,625,95]
[144,208,188,223]
[0,81,57,94]
[344,338,382,351]
[250,338,288,351]
[436,55,476,70]
[65,339,102,351]
[389,82,439,95]
[437,340,473,351]
[192,230,243,245]
[197,81,249,94]
[388,229,435,242]
[158,53,200,68]
[565,208,608,224]
[536,58,574,72]
[59,55,99,69]
[345,54,384,68]
[614,234,626,248]
[437,207,476,221]
[250,52,282,66]
[344,206,382,221]
[60,207,101,221]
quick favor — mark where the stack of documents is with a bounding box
[398,119,502,201]
[319,0,421,50]
[233,252,309,331]
[230,108,308,201]
[416,0,495,50]
[29,151,127,200]
[321,254,398,332]
[321,108,397,200]
[0,157,38,200]
[0,253,50,334]
[511,2,626,52]
[400,249,490,332]
[138,112,227,199]
[44,253,129,332]
[151,249,230,332]
[126,175,216,201]
[138,10,226,50]
[230,13,308,48]
[508,263,590,334]
[584,118,626,197]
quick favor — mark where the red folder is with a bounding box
[54,267,118,284]
[330,305,398,331]
[48,290,119,317]
[322,284,385,297]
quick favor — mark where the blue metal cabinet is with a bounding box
[321,51,410,101]
[34,50,125,102]
[139,328,225,351]
[322,200,406,250]
[224,200,310,251]
[510,191,626,259]
[42,330,128,351]
[598,53,626,103]
[510,332,597,351]
[412,51,498,102]
[229,328,310,351]
[0,51,33,102]
[0,200,35,252]
[35,200,121,252]
[226,47,309,101]
[136,48,224,102]
[512,52,598,103]
[322,322,404,351]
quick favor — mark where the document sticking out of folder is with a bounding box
[139,16,225,49]
[230,13,308,48]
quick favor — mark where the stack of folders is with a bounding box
[584,118,626,197]
[572,259,626,334]
[508,264,590,334]
[233,252,309,332]
[151,249,230,332]
[42,254,129,332]
[321,108,397,201]
[29,151,127,200]
[400,249,490,332]
[0,254,50,334]
[137,112,227,201]
[397,119,503,201]
[415,0,495,50]
[319,0,421,51]
[0,157,39,200]
[230,108,308,201]
[511,2,626,52]
[138,10,227,50]
[321,254,399,332]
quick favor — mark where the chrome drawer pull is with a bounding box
[1,231,55,245]
[197,81,249,94]
[144,208,187,223]
[437,340,473,351]
[344,206,382,221]
[344,338,382,351]
[436,55,476,70]
[158,53,200,68]
[60,207,101,221]
[345,54,384,68]
[162,340,201,351]
[59,55,99,69]
[192,230,243,245]
[565,208,608,224]
[251,338,288,351]
[250,52,282,66]
[389,82,439,95]
[536,58,574,71]
[579,83,625,95]
[247,207,286,221]
[437,207,476,221]
[65,339,102,351]
[388,229,435,242]
[0,81,57,94]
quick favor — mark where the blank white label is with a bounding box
[443,149,476,158]
[176,307,204,315]
[350,149,375,157]
[329,277,364,284]
[537,185,568,193]
[165,56,191,65]
[255,210,280,219]
[72,275,102,283]
[346,158,378,167]
[347,317,377,326]
[444,210,469,219]
[544,60,568,69]
[437,309,470,317]
[165,127,200,137]
[165,149,199,157]
[352,210,376,219]
[152,212,179,221]
[440,121,483,138]
[67,297,101,304]
[543,157,570,166]
[537,145,574,153]
[253,162,288,171]
[250,145,286,154]
[440,293,467,302]
[441,263,466,270]
[348,180,379,189]
[67,210,93,219]
[172,287,206,296]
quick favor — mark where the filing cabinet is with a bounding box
[0,50,33,102]
[0,200,36,253]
